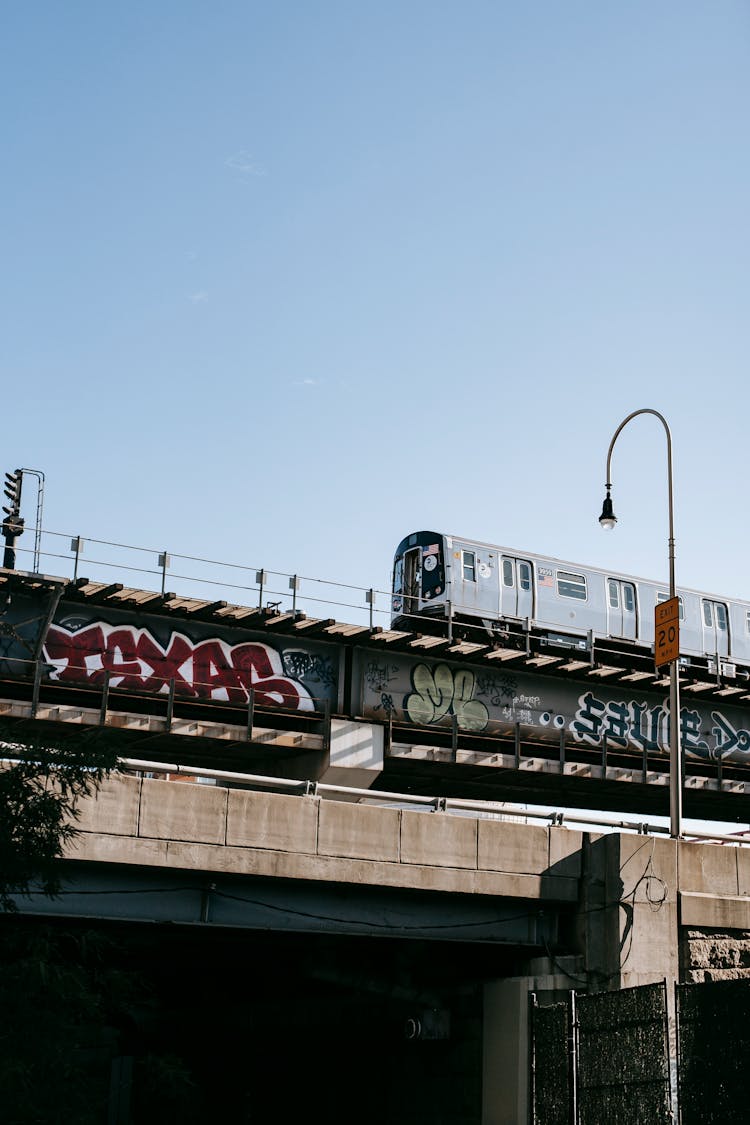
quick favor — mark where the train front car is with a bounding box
[391,532,448,632]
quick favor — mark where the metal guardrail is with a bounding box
[5,525,620,643]
[9,528,397,630]
[116,757,750,845]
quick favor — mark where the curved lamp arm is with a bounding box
[600,408,675,596]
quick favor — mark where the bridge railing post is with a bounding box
[158,552,170,596]
[31,658,42,719]
[256,569,267,610]
[166,678,175,733]
[99,670,111,726]
[247,686,255,742]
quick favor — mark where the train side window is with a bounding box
[703,601,713,628]
[502,559,514,587]
[608,580,619,608]
[746,610,750,635]
[557,572,587,600]
[657,592,684,620]
[716,603,728,631]
[519,562,531,591]
[623,584,635,613]
[462,551,476,582]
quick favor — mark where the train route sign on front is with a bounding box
[655,597,680,667]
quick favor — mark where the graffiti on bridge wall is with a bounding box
[571,689,750,759]
[42,621,335,711]
[361,655,750,764]
[404,664,489,731]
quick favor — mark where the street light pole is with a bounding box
[598,408,682,839]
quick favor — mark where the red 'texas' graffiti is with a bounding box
[43,623,314,710]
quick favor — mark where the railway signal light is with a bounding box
[2,468,24,569]
[3,469,22,518]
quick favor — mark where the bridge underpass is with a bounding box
[6,769,582,1125]
[5,909,545,1124]
[10,853,566,1123]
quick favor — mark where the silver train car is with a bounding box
[391,531,750,678]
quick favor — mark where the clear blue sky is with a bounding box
[3,2,749,611]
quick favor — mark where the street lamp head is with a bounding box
[599,487,617,530]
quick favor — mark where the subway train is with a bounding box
[390,530,750,677]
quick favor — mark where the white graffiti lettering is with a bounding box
[570,690,750,759]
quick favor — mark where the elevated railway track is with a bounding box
[1,566,750,823]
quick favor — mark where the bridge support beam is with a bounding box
[250,718,385,794]
[580,833,679,992]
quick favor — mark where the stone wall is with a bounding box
[680,928,750,983]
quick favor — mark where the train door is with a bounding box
[402,547,421,614]
[607,579,637,640]
[454,547,500,617]
[702,599,729,659]
[501,556,533,620]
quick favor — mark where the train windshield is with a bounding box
[392,534,445,615]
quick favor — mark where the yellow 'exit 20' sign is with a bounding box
[655,597,680,667]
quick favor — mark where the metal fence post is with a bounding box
[569,990,579,1125]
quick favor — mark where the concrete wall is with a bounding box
[580,833,680,991]
[70,773,582,904]
[72,774,750,959]
[576,833,750,990]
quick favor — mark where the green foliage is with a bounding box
[0,719,118,911]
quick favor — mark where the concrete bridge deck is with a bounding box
[17,767,750,980]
